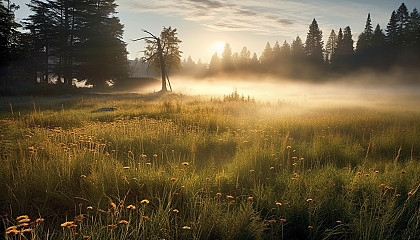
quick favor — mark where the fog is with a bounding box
[135,71,420,112]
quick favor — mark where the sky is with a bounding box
[13,0,420,63]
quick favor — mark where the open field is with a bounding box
[1,92,419,239]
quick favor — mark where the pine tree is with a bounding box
[280,40,291,57]
[260,42,273,65]
[0,0,23,88]
[407,8,420,47]
[291,36,304,58]
[395,3,409,46]
[78,0,128,87]
[304,18,324,63]
[208,52,221,73]
[356,13,373,52]
[221,43,233,71]
[325,30,337,63]
[386,11,398,45]
[239,46,251,66]
[372,24,386,48]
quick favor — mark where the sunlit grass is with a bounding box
[0,93,419,239]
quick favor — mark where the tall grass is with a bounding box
[0,94,419,239]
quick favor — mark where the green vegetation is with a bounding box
[1,93,419,239]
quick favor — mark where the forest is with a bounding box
[1,1,420,94]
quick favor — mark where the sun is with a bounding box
[212,41,225,56]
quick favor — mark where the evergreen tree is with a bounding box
[407,8,420,47]
[239,46,251,66]
[325,29,338,63]
[291,36,304,58]
[280,40,291,57]
[208,52,221,73]
[372,24,386,48]
[386,11,398,45]
[260,42,272,65]
[78,0,128,87]
[395,3,409,46]
[356,13,373,52]
[221,43,233,71]
[0,0,23,89]
[304,18,324,63]
[272,41,281,62]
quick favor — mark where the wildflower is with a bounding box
[249,169,255,173]
[6,226,17,231]
[18,218,31,223]
[230,200,235,204]
[173,192,179,196]
[35,218,45,223]
[226,195,234,199]
[357,172,362,175]
[140,199,150,204]
[16,215,29,221]
[123,166,130,169]
[306,198,313,202]
[292,156,298,160]
[107,224,118,229]
[61,221,76,228]
[109,202,117,209]
[307,169,312,172]
[173,209,179,213]
[171,177,177,182]
[6,229,19,235]
[146,162,152,166]
[401,170,406,174]
[182,162,189,166]
[205,177,211,181]
[300,157,305,161]
[270,167,275,170]
[127,205,136,210]
[286,146,292,149]
[17,223,29,227]
[336,220,342,223]
[276,202,282,206]
[141,154,147,159]
[267,219,276,223]
[375,170,379,173]
[279,218,286,223]
[21,228,33,233]
[153,154,158,158]
[182,226,191,230]
[118,220,129,225]
[308,225,313,229]
[80,174,87,179]
[83,236,91,239]
[395,194,401,197]
[378,183,386,189]
[216,192,222,197]
[142,216,150,220]
[243,140,248,144]
[87,206,93,211]
[248,197,253,200]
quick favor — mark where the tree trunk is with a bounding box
[157,38,167,92]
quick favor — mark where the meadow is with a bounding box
[0,91,419,239]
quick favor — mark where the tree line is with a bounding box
[0,0,129,95]
[179,3,420,80]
